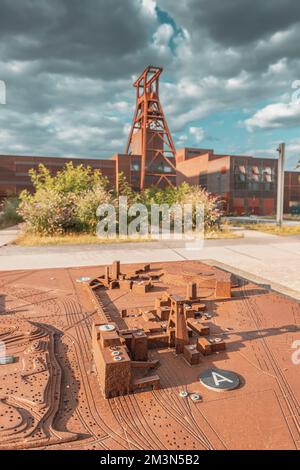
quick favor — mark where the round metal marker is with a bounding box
[111,351,120,356]
[99,324,116,332]
[190,393,201,402]
[114,356,123,362]
[76,276,91,283]
[200,368,240,392]
[179,391,189,398]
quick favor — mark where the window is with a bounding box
[163,166,172,173]
[199,173,207,188]
[263,167,274,182]
[131,163,140,171]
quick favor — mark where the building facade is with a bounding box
[0,153,140,198]
[176,148,300,215]
[1,148,300,215]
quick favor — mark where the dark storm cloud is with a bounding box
[160,0,300,46]
[0,0,167,157]
[0,0,157,79]
[158,0,300,123]
[160,0,300,79]
[194,0,300,46]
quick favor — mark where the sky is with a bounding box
[0,0,300,169]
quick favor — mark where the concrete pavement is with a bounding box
[0,228,300,300]
[226,216,300,226]
[0,225,20,247]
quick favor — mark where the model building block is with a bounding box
[184,344,201,365]
[132,281,152,294]
[187,319,210,336]
[197,337,212,355]
[197,336,226,355]
[131,330,148,361]
[186,282,197,300]
[156,306,171,321]
[215,280,232,299]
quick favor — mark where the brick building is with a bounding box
[1,148,300,215]
[284,171,300,214]
[176,147,300,215]
[0,153,141,198]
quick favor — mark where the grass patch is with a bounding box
[205,229,243,239]
[237,223,300,236]
[15,228,241,246]
[14,232,153,246]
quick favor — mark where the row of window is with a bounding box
[131,163,173,173]
[234,180,275,192]
[234,165,275,181]
[234,173,274,184]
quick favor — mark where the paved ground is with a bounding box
[226,216,300,226]
[0,225,20,247]
[0,227,300,300]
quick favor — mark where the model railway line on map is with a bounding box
[62,297,126,449]
[129,391,168,450]
[240,284,300,447]
[64,270,132,449]
[157,362,215,450]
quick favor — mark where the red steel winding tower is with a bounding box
[126,66,176,190]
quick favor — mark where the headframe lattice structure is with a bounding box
[126,66,176,189]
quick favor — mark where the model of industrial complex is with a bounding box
[0,259,299,449]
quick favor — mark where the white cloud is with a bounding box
[140,0,157,17]
[267,58,287,74]
[123,123,131,136]
[245,138,300,168]
[109,101,130,113]
[245,102,300,131]
[175,133,188,146]
[0,129,11,140]
[226,71,250,90]
[286,139,300,164]
[153,23,174,54]
[189,126,205,143]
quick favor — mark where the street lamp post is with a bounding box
[276,143,285,227]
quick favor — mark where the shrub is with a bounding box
[18,161,222,236]
[18,162,110,235]
[75,185,112,232]
[176,183,222,231]
[0,197,22,229]
[114,172,137,203]
[138,183,221,232]
[18,189,77,235]
[139,186,177,207]
[29,162,108,193]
